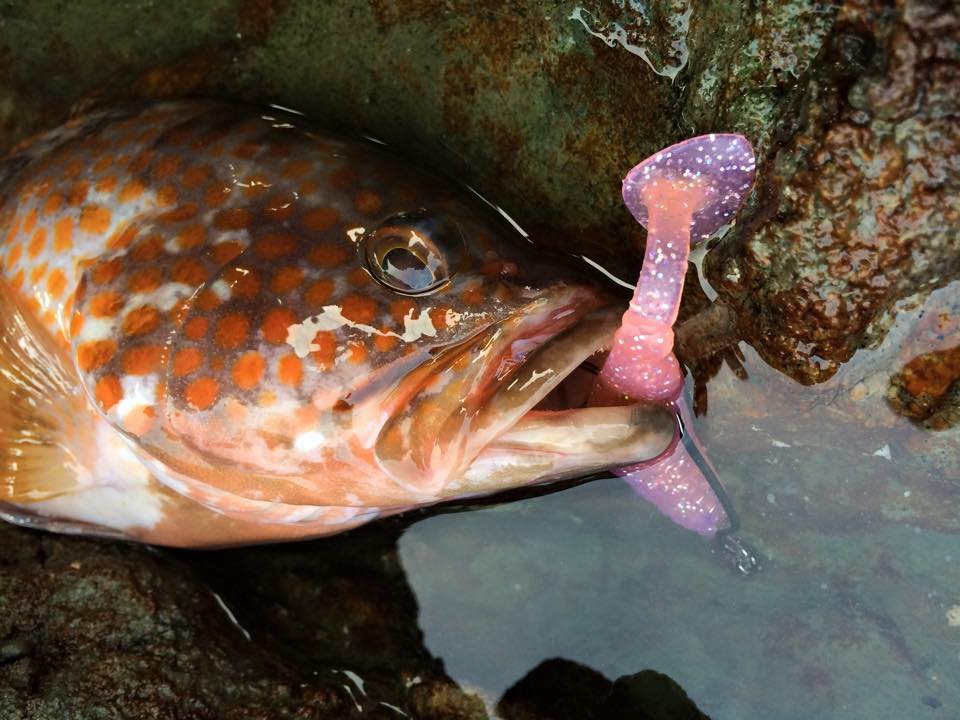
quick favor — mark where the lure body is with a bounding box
[591,133,757,536]
[0,101,675,546]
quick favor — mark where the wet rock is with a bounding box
[0,521,483,719]
[496,658,710,720]
[708,0,960,384]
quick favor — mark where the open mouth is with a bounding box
[378,290,679,500]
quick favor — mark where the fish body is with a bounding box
[0,101,674,546]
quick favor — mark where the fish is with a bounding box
[0,100,676,547]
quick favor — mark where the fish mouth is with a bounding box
[374,286,677,498]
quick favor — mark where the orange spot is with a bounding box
[131,235,165,263]
[282,158,313,179]
[243,173,270,197]
[27,228,47,259]
[232,142,260,160]
[94,375,123,410]
[264,192,296,220]
[77,340,118,372]
[30,263,47,286]
[46,269,67,298]
[330,166,359,190]
[270,266,304,294]
[262,307,298,344]
[152,155,182,180]
[122,305,161,336]
[182,165,211,188]
[353,190,383,215]
[347,267,371,286]
[171,258,209,286]
[121,344,165,375]
[63,158,84,179]
[210,240,246,265]
[89,291,124,317]
[205,182,231,207]
[54,217,74,252]
[374,332,398,353]
[107,225,138,250]
[254,232,298,259]
[90,257,123,285]
[184,316,209,340]
[184,376,219,411]
[461,285,484,306]
[156,186,178,207]
[304,279,334,306]
[127,267,163,293]
[68,181,90,207]
[10,269,24,290]
[310,331,337,368]
[302,207,340,232]
[128,150,155,173]
[22,209,38,233]
[177,223,206,249]
[118,180,146,202]
[43,194,63,215]
[308,242,349,268]
[172,347,204,377]
[95,175,118,194]
[232,351,266,390]
[214,208,252,230]
[428,306,452,329]
[346,341,368,364]
[4,216,20,246]
[158,203,198,222]
[340,294,378,324]
[215,312,250,349]
[195,289,222,312]
[92,155,114,174]
[70,311,84,337]
[222,265,260,298]
[390,298,417,323]
[5,243,22,270]
[277,354,303,386]
[79,205,112,234]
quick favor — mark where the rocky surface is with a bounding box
[707,0,959,385]
[0,519,488,719]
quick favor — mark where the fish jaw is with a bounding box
[373,298,677,502]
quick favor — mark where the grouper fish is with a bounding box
[0,100,677,546]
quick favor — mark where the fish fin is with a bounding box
[0,277,91,502]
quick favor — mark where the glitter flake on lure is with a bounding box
[590,133,756,536]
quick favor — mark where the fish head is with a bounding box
[68,126,675,522]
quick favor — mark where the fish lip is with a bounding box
[371,284,618,497]
[442,298,678,498]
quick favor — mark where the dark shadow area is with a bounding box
[497,658,710,720]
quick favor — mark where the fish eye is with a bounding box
[361,209,463,295]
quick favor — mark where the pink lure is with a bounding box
[591,133,756,536]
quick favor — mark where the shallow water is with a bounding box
[401,361,959,718]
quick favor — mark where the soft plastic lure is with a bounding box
[590,134,756,535]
